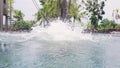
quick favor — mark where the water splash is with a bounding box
[0,19,95,43]
[30,19,93,41]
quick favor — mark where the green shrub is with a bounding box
[115,24,120,29]
[98,19,117,30]
[87,22,94,29]
[11,20,33,31]
[25,20,36,27]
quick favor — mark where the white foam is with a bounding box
[30,19,93,41]
[0,19,93,43]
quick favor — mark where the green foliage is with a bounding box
[11,20,31,31]
[69,4,86,22]
[25,20,36,27]
[8,0,14,16]
[39,0,46,5]
[98,19,117,30]
[36,0,84,22]
[11,10,35,31]
[115,24,120,29]
[8,0,14,9]
[87,22,94,29]
[8,0,14,5]
[82,0,106,29]
[87,18,120,31]
[11,20,35,31]
[13,10,24,21]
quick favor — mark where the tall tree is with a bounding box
[13,10,24,21]
[36,0,84,23]
[68,0,71,14]
[0,0,3,31]
[82,0,106,29]
[8,0,14,25]
[57,0,61,17]
[62,0,67,20]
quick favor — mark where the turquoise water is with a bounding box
[0,33,120,68]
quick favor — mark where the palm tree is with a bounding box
[36,0,56,26]
[56,0,67,20]
[36,0,85,23]
[13,9,24,21]
[8,0,14,25]
[57,0,61,17]
[37,0,58,19]
[68,0,71,14]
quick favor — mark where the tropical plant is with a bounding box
[115,24,120,29]
[8,0,14,13]
[13,9,24,21]
[11,10,34,31]
[8,0,14,17]
[11,20,31,31]
[82,0,106,29]
[36,0,85,21]
[98,19,117,30]
[36,0,56,27]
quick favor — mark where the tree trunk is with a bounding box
[10,0,12,26]
[57,0,61,17]
[5,0,8,31]
[62,0,67,20]
[41,11,49,27]
[68,0,71,13]
[5,16,8,31]
[0,0,3,31]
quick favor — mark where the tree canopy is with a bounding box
[36,0,85,22]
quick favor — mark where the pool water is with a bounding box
[0,33,120,68]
